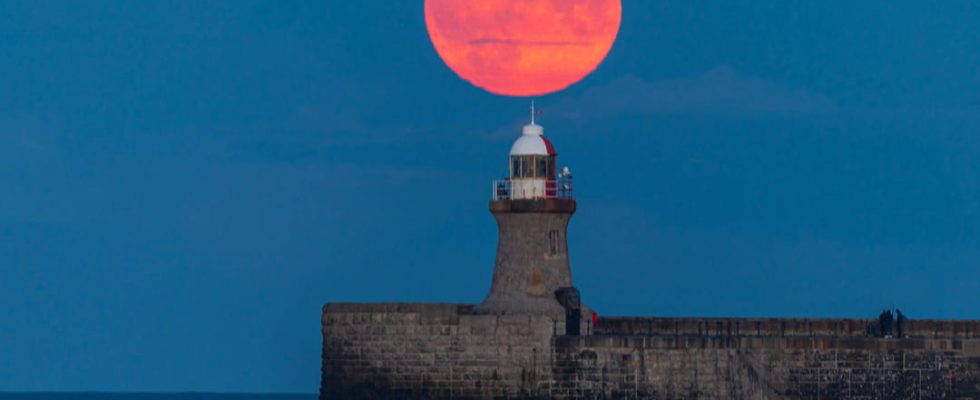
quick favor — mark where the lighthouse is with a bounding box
[476,106,580,317]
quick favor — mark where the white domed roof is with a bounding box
[509,123,557,156]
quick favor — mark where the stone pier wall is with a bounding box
[553,335,980,399]
[320,304,980,399]
[597,317,980,339]
[320,303,561,399]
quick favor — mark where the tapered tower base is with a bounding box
[475,199,577,315]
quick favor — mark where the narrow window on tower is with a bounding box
[549,230,559,256]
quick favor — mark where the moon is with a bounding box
[424,0,622,97]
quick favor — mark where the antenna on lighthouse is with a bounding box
[529,100,542,125]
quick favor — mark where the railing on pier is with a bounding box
[491,179,573,201]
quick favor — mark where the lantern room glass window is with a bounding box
[510,155,556,179]
[536,157,548,178]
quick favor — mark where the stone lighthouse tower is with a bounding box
[476,107,579,316]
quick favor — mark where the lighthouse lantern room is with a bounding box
[492,107,572,201]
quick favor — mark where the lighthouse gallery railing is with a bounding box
[491,179,573,201]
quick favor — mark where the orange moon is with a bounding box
[424,0,622,97]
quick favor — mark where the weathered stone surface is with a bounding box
[321,303,559,400]
[321,305,980,399]
[476,199,576,316]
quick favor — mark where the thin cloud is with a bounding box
[469,38,593,46]
[562,66,838,119]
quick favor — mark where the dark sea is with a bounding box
[0,394,316,400]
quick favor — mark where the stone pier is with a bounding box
[320,304,980,399]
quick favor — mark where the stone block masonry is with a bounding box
[554,334,980,399]
[321,304,980,399]
[321,303,562,400]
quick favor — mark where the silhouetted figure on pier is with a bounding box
[896,309,907,338]
[879,309,894,337]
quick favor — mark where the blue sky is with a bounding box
[2,0,980,393]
